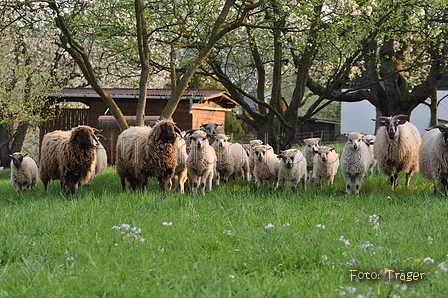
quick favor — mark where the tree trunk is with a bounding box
[135,0,150,126]
[0,122,29,168]
[159,0,237,120]
[429,88,438,127]
[49,2,129,131]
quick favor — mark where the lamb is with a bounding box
[115,119,181,193]
[277,149,307,192]
[341,132,371,195]
[212,134,250,184]
[372,115,421,190]
[170,135,188,193]
[186,130,216,194]
[419,124,448,195]
[253,145,279,190]
[9,152,38,191]
[248,139,264,179]
[303,138,320,178]
[312,146,339,188]
[362,134,377,175]
[40,125,99,194]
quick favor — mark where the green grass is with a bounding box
[0,144,448,297]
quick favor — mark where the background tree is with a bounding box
[0,1,74,167]
[202,0,447,150]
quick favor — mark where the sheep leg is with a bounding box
[256,177,263,190]
[315,177,322,188]
[405,171,413,187]
[354,176,363,195]
[205,171,213,192]
[278,178,285,190]
[291,179,299,192]
[301,177,307,192]
[345,183,351,196]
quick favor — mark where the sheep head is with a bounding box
[362,134,376,146]
[214,134,231,148]
[372,115,409,140]
[9,152,27,167]
[428,124,448,145]
[346,132,364,151]
[277,149,299,169]
[254,145,273,162]
[313,146,335,163]
[190,130,210,149]
[201,122,221,136]
[69,125,99,148]
[153,120,181,144]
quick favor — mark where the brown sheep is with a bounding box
[116,119,181,194]
[40,125,100,194]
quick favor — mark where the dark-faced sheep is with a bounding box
[116,119,181,194]
[9,152,38,191]
[372,115,421,190]
[40,125,99,194]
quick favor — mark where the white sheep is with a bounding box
[419,124,448,195]
[9,152,38,191]
[212,134,250,185]
[277,149,307,192]
[362,134,377,175]
[253,145,279,190]
[303,138,320,178]
[187,130,216,194]
[372,115,421,190]
[341,132,371,195]
[170,136,188,193]
[312,146,339,188]
[248,139,264,180]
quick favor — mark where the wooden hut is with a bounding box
[43,88,238,163]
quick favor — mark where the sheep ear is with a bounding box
[8,155,12,159]
[329,148,335,152]
[277,154,283,159]
[397,120,407,125]
[214,123,219,128]
[292,149,299,155]
[206,135,212,139]
[316,138,320,141]
[153,125,162,141]
[23,153,28,157]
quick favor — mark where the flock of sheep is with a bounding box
[7,115,448,196]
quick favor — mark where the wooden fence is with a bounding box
[39,108,90,148]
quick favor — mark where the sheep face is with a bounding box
[278,149,299,169]
[314,147,335,163]
[304,138,320,150]
[69,125,99,149]
[214,134,231,148]
[154,121,180,144]
[9,152,27,168]
[254,145,272,162]
[190,131,210,149]
[346,132,363,151]
[201,122,220,136]
[362,134,376,147]
[374,115,409,140]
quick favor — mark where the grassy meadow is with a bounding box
[0,142,448,297]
